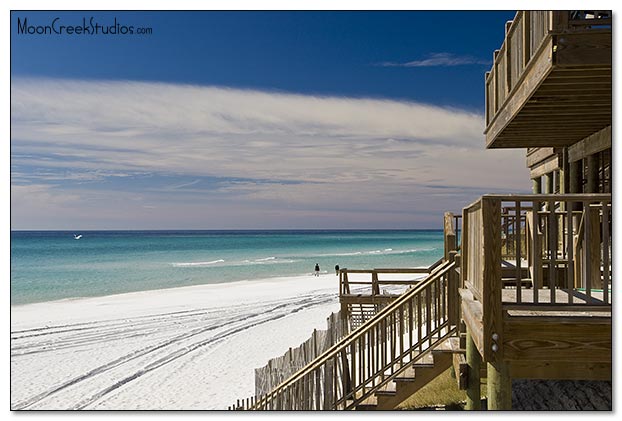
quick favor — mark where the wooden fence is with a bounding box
[252,311,347,401]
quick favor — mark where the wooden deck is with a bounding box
[501,288,610,307]
[484,11,612,148]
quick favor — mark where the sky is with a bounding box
[10,10,533,230]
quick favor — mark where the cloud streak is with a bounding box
[10,77,530,229]
[377,52,490,68]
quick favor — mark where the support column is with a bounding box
[561,149,569,195]
[487,360,512,410]
[543,172,554,194]
[531,177,542,194]
[569,159,582,193]
[466,328,481,410]
[586,154,599,193]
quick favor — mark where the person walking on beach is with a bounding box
[314,263,320,277]
[335,264,340,276]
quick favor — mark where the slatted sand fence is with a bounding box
[252,311,347,402]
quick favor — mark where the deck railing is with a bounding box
[238,260,458,410]
[462,194,611,365]
[339,265,438,297]
[444,212,461,259]
[484,10,612,127]
[463,194,611,308]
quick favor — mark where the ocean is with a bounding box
[10,230,443,305]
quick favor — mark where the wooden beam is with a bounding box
[554,32,612,68]
[510,360,611,381]
[460,289,484,355]
[526,147,556,167]
[567,125,611,162]
[530,155,560,179]
[502,318,611,362]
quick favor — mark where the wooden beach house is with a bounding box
[232,10,611,411]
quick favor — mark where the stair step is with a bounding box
[354,395,378,410]
[375,383,396,396]
[395,367,417,381]
[432,337,465,354]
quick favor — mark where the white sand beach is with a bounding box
[11,274,347,410]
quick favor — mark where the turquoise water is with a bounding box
[10,230,443,305]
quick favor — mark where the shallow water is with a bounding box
[11,230,443,304]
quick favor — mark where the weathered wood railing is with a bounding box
[236,259,458,410]
[444,212,461,258]
[339,266,434,297]
[485,10,612,127]
[463,194,611,307]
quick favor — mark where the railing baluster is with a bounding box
[415,294,423,352]
[602,203,610,304]
[516,201,522,303]
[532,202,540,304]
[567,203,574,304]
[349,342,355,404]
[408,298,414,354]
[548,200,556,303]
[585,204,592,297]
[399,305,404,366]
[426,285,432,347]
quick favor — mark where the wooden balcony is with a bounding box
[461,194,611,382]
[484,11,612,149]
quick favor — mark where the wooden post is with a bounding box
[543,172,553,194]
[532,176,542,194]
[461,207,469,286]
[444,212,457,259]
[447,251,458,326]
[586,154,599,193]
[587,206,602,290]
[466,327,481,410]
[371,271,380,295]
[481,197,502,363]
[523,11,531,65]
[569,160,582,193]
[487,360,512,410]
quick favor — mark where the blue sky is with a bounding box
[10,10,532,229]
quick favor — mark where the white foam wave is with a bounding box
[173,257,297,268]
[312,248,436,258]
[172,260,225,267]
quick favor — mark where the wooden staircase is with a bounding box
[352,337,464,410]
[233,259,462,411]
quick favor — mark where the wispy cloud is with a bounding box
[377,52,490,68]
[10,77,529,229]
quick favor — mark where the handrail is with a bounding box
[339,257,444,298]
[248,259,456,410]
